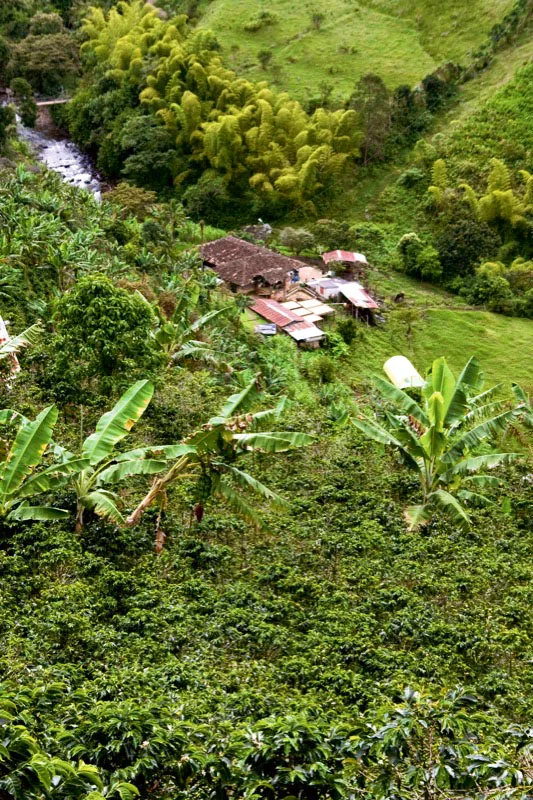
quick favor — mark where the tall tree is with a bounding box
[348,73,391,165]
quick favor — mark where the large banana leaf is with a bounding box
[424,357,455,415]
[513,383,533,427]
[420,392,446,460]
[8,504,69,521]
[0,322,43,357]
[115,444,196,462]
[82,381,154,466]
[83,490,124,524]
[456,489,495,507]
[189,305,229,333]
[97,459,168,485]
[216,462,288,508]
[352,417,418,469]
[444,356,483,426]
[405,503,432,531]
[444,410,517,461]
[373,375,428,426]
[439,452,518,481]
[429,489,470,530]
[215,480,267,531]
[0,406,58,499]
[210,377,260,424]
[15,457,91,500]
[231,431,314,453]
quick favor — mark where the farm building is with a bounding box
[322,250,368,278]
[200,236,306,296]
[250,297,325,347]
[306,277,349,300]
[338,282,379,322]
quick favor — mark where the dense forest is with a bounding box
[0,0,532,798]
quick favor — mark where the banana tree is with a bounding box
[0,320,42,379]
[126,377,314,541]
[54,380,167,533]
[0,406,71,521]
[352,356,521,530]
[148,279,231,366]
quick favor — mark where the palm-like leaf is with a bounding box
[232,431,315,453]
[82,380,154,465]
[373,376,428,426]
[8,504,69,521]
[0,406,58,499]
[429,489,471,530]
[97,459,168,485]
[0,322,43,358]
[83,490,124,524]
[216,462,288,509]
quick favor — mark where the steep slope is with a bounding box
[191,0,515,101]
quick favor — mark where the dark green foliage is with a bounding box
[436,218,502,280]
[348,72,391,165]
[49,273,160,398]
[28,12,65,35]
[9,30,79,95]
[0,103,14,151]
[10,76,37,127]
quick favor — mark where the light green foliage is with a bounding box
[72,1,361,215]
[196,0,512,100]
[0,406,69,521]
[353,356,521,529]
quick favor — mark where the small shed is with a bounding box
[338,282,379,323]
[306,277,348,300]
[250,297,325,347]
[200,236,306,296]
[384,356,425,389]
[322,250,368,279]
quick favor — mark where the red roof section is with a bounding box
[339,283,379,309]
[322,250,368,265]
[250,297,302,328]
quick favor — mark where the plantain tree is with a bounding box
[125,377,314,543]
[55,380,166,533]
[0,321,42,361]
[148,279,230,367]
[352,356,522,530]
[0,407,73,521]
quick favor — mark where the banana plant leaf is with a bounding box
[0,406,58,499]
[82,380,154,466]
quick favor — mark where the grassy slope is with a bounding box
[197,0,514,102]
[346,308,533,389]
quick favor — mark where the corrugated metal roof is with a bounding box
[322,250,368,265]
[250,297,302,328]
[339,282,379,310]
[285,321,325,342]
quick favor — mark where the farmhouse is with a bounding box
[200,236,307,296]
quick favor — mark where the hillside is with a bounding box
[0,0,532,798]
[188,0,516,101]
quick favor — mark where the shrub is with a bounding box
[279,227,315,255]
[397,167,426,187]
[436,218,501,280]
[9,77,36,127]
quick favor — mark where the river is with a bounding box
[18,121,102,199]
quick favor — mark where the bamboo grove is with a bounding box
[68,0,361,217]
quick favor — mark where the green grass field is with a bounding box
[347,308,532,391]
[198,0,515,102]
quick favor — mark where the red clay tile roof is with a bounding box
[201,236,306,287]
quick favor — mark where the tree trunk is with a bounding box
[126,478,163,526]
[75,504,84,535]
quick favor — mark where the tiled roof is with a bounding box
[201,236,306,287]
